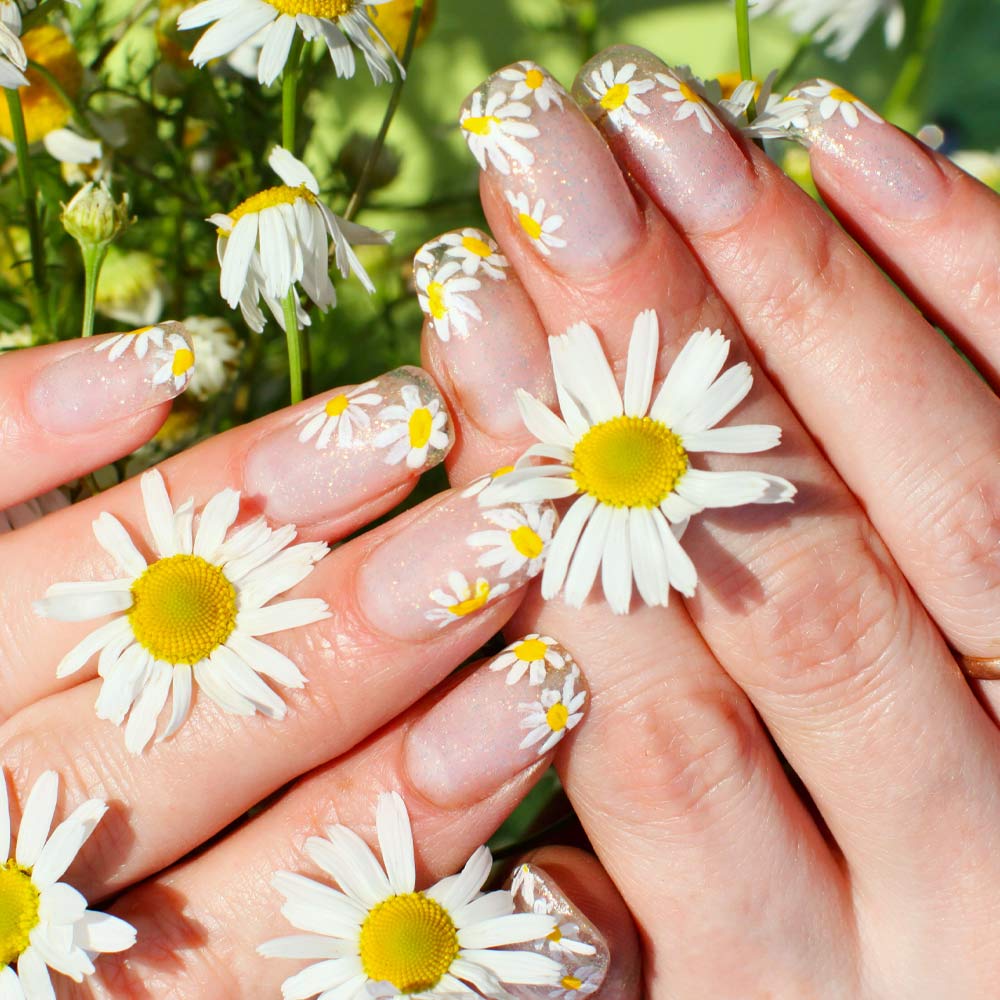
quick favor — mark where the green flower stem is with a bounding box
[884,0,945,122]
[735,0,754,101]
[282,291,304,405]
[80,244,109,339]
[281,35,306,154]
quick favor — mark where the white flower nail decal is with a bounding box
[438,228,508,279]
[95,324,165,361]
[505,191,567,256]
[152,330,196,392]
[657,71,721,134]
[374,383,450,468]
[415,260,482,342]
[426,570,509,628]
[467,503,555,579]
[583,60,655,128]
[789,79,883,128]
[499,60,565,111]
[296,380,383,450]
[519,667,587,755]
[460,89,539,174]
[490,634,570,687]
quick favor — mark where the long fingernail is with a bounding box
[574,46,757,233]
[358,490,557,641]
[505,863,610,999]
[459,61,642,276]
[403,637,585,807]
[243,366,452,523]
[783,78,948,220]
[28,323,195,435]
[415,230,555,436]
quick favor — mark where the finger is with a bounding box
[71,649,593,998]
[0,324,195,508]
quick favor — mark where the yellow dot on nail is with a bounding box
[600,82,629,111]
[324,394,350,417]
[461,234,493,258]
[524,68,544,90]
[172,348,194,377]
[461,115,500,136]
[448,580,490,617]
[829,86,858,104]
[408,406,433,449]
[427,281,447,320]
[561,975,584,990]
[678,81,702,104]
[546,702,570,732]
[510,525,544,560]
[518,213,542,241]
[515,637,548,662]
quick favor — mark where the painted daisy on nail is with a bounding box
[718,74,812,139]
[550,965,603,996]
[583,60,654,129]
[178,0,402,87]
[415,261,482,341]
[152,329,197,393]
[461,465,516,499]
[482,310,795,614]
[438,228,508,280]
[519,668,586,755]
[95,324,165,362]
[296,380,383,450]
[34,469,330,754]
[259,792,561,998]
[426,570,509,628]
[490,634,569,686]
[499,60,564,111]
[0,770,137,993]
[657,70,720,134]
[460,89,539,174]
[506,191,567,256]
[468,504,555,579]
[511,865,597,959]
[789,79,883,128]
[374,383,450,468]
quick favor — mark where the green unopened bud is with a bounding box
[61,181,133,249]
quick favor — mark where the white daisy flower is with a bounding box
[181,315,242,401]
[296,380,382,450]
[259,792,561,998]
[461,465,516,499]
[510,866,596,959]
[94,324,166,362]
[550,964,602,996]
[583,60,655,129]
[490,634,569,687]
[720,75,812,139]
[152,330,197,393]
[373,383,450,468]
[519,668,586,755]
[0,20,26,89]
[499,60,564,111]
[483,310,795,614]
[789,79,883,128]
[34,469,330,754]
[414,260,481,341]
[0,0,28,35]
[0,770,137,993]
[209,146,389,334]
[426,570,510,628]
[437,228,508,280]
[460,89,539,174]
[505,191,567,256]
[178,0,402,87]
[656,71,720,134]
[467,503,555,579]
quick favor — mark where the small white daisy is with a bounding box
[296,380,382,450]
[426,570,510,628]
[467,503,555,579]
[34,469,330,753]
[505,191,567,256]
[490,634,569,687]
[656,70,720,134]
[483,310,795,614]
[259,792,561,999]
[511,864,597,958]
[0,770,137,993]
[519,668,586,755]
[373,383,450,468]
[789,79,883,128]
[414,260,482,341]
[152,329,197,393]
[550,964,603,996]
[460,89,539,174]
[178,0,402,87]
[583,60,654,129]
[94,324,165,362]
[437,228,508,280]
[720,75,812,139]
[461,465,516,499]
[499,60,564,111]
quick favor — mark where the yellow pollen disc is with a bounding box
[325,394,350,417]
[227,184,316,226]
[268,0,353,16]
[515,637,548,662]
[0,861,40,968]
[129,554,237,665]
[829,86,857,103]
[678,81,702,104]
[572,415,687,508]
[510,525,544,560]
[461,234,493,258]
[172,348,195,377]
[524,68,544,89]
[518,213,543,241]
[600,82,630,111]
[427,281,447,320]
[562,975,584,990]
[546,702,570,732]
[359,892,459,993]
[547,925,563,943]
[461,114,500,136]
[448,580,490,617]
[408,407,433,449]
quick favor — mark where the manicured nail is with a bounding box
[574,46,757,233]
[459,61,642,276]
[783,78,949,220]
[358,489,557,641]
[403,637,585,807]
[28,323,195,435]
[244,366,452,524]
[505,862,610,999]
[415,230,555,436]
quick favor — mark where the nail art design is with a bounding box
[467,503,555,579]
[490,634,570,686]
[437,227,508,279]
[415,259,482,342]
[426,570,510,628]
[582,59,654,129]
[512,867,597,961]
[462,466,516,499]
[499,60,565,111]
[373,382,450,468]
[505,191,567,255]
[94,323,167,361]
[459,89,538,174]
[519,666,587,755]
[550,966,603,996]
[153,330,196,392]
[788,79,883,129]
[657,69,721,134]
[295,380,383,450]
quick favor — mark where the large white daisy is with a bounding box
[259,792,561,998]
[0,771,136,995]
[178,0,402,86]
[34,469,330,753]
[482,310,795,614]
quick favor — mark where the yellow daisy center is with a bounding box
[129,554,238,665]
[510,525,544,560]
[562,974,584,990]
[0,861,40,968]
[359,892,459,994]
[678,81,702,104]
[600,82,629,111]
[172,349,195,377]
[572,415,687,508]
[461,234,493,258]
[426,281,447,320]
[325,394,350,417]
[448,580,490,617]
[227,185,316,226]
[461,115,500,136]
[268,0,353,16]
[547,925,563,943]
[408,407,433,449]
[829,86,858,103]
[546,702,570,732]
[518,213,542,241]
[515,637,548,662]
[524,67,544,89]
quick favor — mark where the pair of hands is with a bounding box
[3,44,1000,998]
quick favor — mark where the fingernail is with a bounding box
[459,61,642,276]
[244,366,453,524]
[573,46,757,233]
[403,638,585,807]
[28,322,195,435]
[415,230,555,436]
[358,489,557,641]
[784,78,948,220]
[505,862,610,999]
